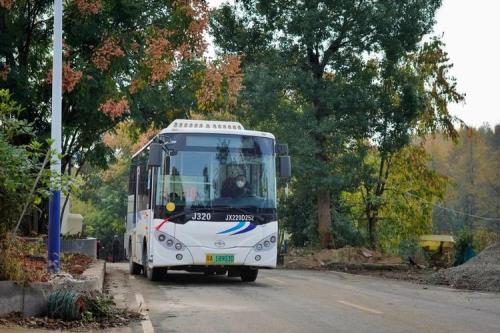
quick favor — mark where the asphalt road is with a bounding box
[101,263,500,333]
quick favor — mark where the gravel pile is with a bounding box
[430,242,500,292]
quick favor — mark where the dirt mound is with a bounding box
[430,242,500,292]
[284,246,403,270]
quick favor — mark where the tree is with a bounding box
[0,0,243,173]
[1,1,244,224]
[344,145,448,252]
[424,125,500,249]
[359,39,463,247]
[211,0,455,248]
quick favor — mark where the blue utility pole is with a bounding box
[48,0,63,273]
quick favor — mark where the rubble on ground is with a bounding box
[283,246,405,270]
[429,242,500,292]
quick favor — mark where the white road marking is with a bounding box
[337,300,384,315]
[136,293,155,333]
[266,277,288,285]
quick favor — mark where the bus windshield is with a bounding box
[154,134,276,215]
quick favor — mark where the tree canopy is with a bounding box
[211,0,462,248]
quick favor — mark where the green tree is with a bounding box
[211,0,458,247]
[345,145,448,252]
[0,89,50,232]
[358,39,462,247]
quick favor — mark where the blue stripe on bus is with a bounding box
[230,223,256,235]
[217,221,246,234]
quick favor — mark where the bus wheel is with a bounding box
[240,268,258,282]
[129,244,141,275]
[143,245,166,281]
[129,255,142,275]
[147,266,166,281]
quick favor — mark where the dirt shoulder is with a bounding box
[281,244,500,293]
[282,246,444,287]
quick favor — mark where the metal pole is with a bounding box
[48,0,63,273]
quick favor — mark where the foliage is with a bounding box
[453,228,474,266]
[0,236,47,282]
[0,89,52,231]
[73,162,127,258]
[211,0,462,248]
[0,0,242,179]
[0,89,84,235]
[72,123,134,257]
[83,293,122,322]
[342,145,448,252]
[424,125,500,249]
[1,1,244,235]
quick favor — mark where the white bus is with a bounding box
[125,119,290,282]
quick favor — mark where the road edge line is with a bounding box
[136,293,155,333]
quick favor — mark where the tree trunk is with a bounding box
[318,189,333,248]
[368,215,377,249]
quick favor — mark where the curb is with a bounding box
[0,260,106,316]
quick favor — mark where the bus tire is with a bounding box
[129,256,142,275]
[129,242,141,275]
[147,266,166,281]
[240,268,258,282]
[143,242,166,281]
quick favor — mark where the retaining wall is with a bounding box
[0,260,105,317]
[60,238,97,258]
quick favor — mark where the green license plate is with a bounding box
[206,254,234,265]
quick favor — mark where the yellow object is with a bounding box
[166,202,176,212]
[419,235,455,251]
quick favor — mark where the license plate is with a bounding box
[206,254,234,265]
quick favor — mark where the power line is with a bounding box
[404,192,500,222]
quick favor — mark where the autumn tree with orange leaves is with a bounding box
[0,0,243,175]
[0,0,243,229]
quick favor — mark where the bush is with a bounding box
[473,227,500,252]
[453,228,475,266]
[0,236,48,282]
[331,213,366,248]
[0,89,51,234]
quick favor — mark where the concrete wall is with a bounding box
[60,237,97,258]
[0,260,105,317]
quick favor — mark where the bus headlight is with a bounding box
[254,233,277,252]
[155,231,186,251]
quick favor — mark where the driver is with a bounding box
[222,174,251,198]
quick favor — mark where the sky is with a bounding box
[208,0,500,127]
[435,0,500,127]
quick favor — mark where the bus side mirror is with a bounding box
[148,143,163,167]
[276,144,288,155]
[279,156,291,178]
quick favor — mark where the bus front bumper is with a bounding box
[152,245,277,268]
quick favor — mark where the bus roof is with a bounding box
[131,119,275,158]
[159,119,275,140]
